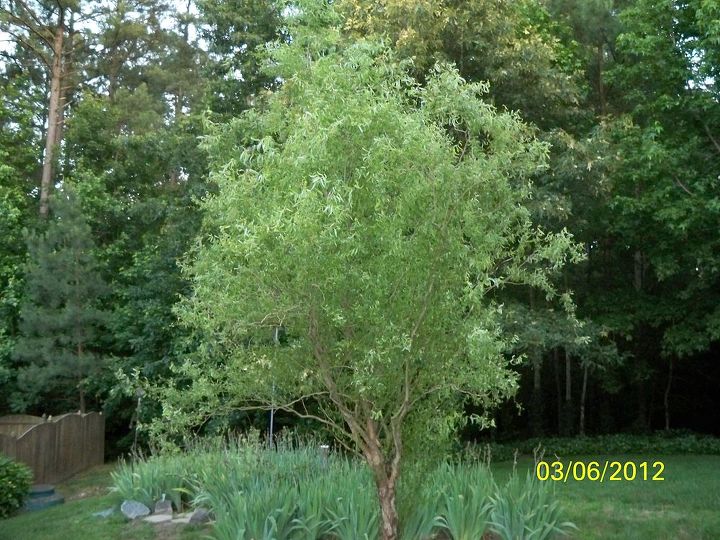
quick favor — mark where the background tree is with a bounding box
[0,78,39,412]
[13,191,109,413]
[0,0,95,217]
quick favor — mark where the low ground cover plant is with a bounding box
[112,437,574,539]
[465,433,720,462]
[0,455,32,519]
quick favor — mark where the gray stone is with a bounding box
[154,498,173,515]
[92,507,115,518]
[143,514,173,524]
[121,500,151,520]
[189,507,211,524]
[171,516,192,525]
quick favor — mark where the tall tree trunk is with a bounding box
[77,342,86,413]
[597,42,606,115]
[39,11,65,219]
[579,363,588,436]
[530,352,544,436]
[565,349,572,402]
[561,349,573,436]
[554,348,561,433]
[664,358,673,431]
[633,248,649,431]
[528,289,543,436]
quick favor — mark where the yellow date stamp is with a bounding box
[536,460,665,482]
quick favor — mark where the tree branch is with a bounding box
[702,121,720,156]
[1,7,53,47]
[674,177,694,196]
[11,0,47,30]
[2,28,50,66]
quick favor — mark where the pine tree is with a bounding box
[13,191,108,413]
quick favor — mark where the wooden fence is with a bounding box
[0,412,104,484]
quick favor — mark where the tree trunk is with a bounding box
[597,43,606,115]
[77,342,86,413]
[579,363,588,436]
[562,349,573,435]
[554,348,561,433]
[565,349,572,402]
[375,471,399,540]
[40,11,65,219]
[664,358,673,431]
[530,352,544,436]
[633,248,649,431]
[364,418,400,540]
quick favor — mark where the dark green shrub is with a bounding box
[465,433,720,461]
[0,456,32,519]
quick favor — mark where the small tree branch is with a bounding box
[3,28,51,66]
[674,177,694,196]
[11,0,47,30]
[702,121,720,155]
[1,7,53,47]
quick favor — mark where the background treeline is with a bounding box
[1,0,719,454]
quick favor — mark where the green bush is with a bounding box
[0,456,32,519]
[465,433,720,461]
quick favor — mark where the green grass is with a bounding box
[492,454,720,539]
[0,465,208,540]
[3,455,718,539]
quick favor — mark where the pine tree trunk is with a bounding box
[597,43,606,115]
[664,358,673,431]
[554,348,561,433]
[77,342,86,413]
[40,11,65,219]
[530,352,544,436]
[579,363,588,436]
[79,387,86,414]
[565,350,572,402]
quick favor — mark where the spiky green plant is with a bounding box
[434,462,495,540]
[489,472,576,540]
[111,439,577,540]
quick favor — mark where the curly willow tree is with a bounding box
[157,15,582,540]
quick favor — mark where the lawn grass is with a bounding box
[3,455,717,539]
[492,454,720,539]
[0,464,208,540]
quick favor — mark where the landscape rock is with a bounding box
[189,507,211,524]
[121,500,151,520]
[143,514,173,524]
[154,498,173,515]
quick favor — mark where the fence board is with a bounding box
[0,415,44,438]
[0,412,105,483]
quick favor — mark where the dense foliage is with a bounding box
[0,0,718,466]
[0,456,32,519]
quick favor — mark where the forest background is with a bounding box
[1,0,720,456]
